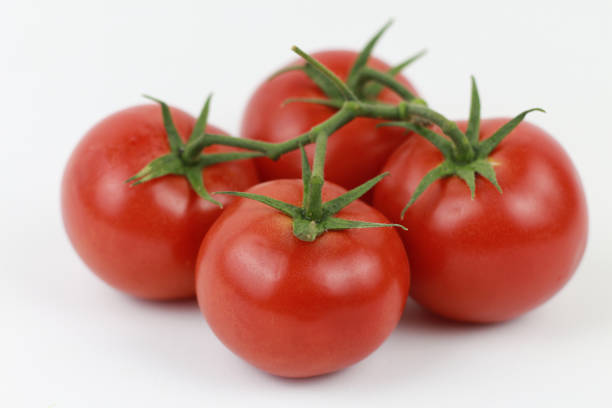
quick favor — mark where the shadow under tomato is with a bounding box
[126,295,200,313]
[397,298,515,332]
[122,291,371,385]
[267,365,354,384]
[118,292,528,389]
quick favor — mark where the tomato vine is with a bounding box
[129,21,542,235]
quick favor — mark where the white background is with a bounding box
[2,1,611,407]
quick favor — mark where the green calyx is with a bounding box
[254,24,434,170]
[218,137,405,242]
[381,77,544,217]
[272,20,424,105]
[126,95,262,206]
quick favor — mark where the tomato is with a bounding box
[241,50,418,198]
[62,104,259,300]
[373,119,588,323]
[195,179,410,377]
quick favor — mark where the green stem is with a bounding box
[404,104,474,161]
[347,101,407,120]
[305,132,327,221]
[291,46,358,101]
[186,133,278,156]
[273,105,356,158]
[199,151,263,166]
[183,101,473,165]
[355,67,417,101]
[312,131,327,180]
[181,136,207,163]
[342,101,474,162]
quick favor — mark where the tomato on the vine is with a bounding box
[373,119,588,323]
[62,104,259,300]
[241,50,418,196]
[195,179,410,377]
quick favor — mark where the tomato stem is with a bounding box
[291,46,358,102]
[402,103,475,162]
[180,97,476,166]
[132,33,541,215]
[304,132,327,221]
[345,19,394,92]
[354,67,417,101]
[360,49,427,100]
[194,133,277,155]
[272,105,356,159]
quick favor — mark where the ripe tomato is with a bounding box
[195,179,410,377]
[241,50,418,197]
[62,105,259,300]
[373,119,588,323]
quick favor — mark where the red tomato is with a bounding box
[373,119,588,323]
[241,50,418,198]
[195,179,410,377]
[62,105,259,300]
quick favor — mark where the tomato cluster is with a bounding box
[62,24,588,378]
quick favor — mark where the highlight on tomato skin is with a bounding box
[61,104,259,300]
[195,179,410,378]
[241,50,419,198]
[373,119,588,323]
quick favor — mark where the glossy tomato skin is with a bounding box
[62,105,259,300]
[195,180,410,378]
[241,50,418,197]
[373,119,588,323]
